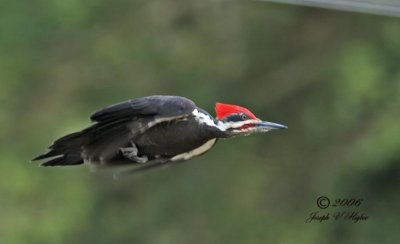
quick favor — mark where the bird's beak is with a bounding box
[255,120,288,130]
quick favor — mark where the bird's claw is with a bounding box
[120,142,148,163]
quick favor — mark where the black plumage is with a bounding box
[33,95,287,173]
[33,95,221,172]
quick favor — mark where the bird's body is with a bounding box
[134,116,219,157]
[33,95,287,173]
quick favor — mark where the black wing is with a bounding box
[90,95,196,123]
[33,95,197,167]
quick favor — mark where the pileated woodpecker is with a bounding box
[33,95,287,173]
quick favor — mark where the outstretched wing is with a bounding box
[33,95,197,167]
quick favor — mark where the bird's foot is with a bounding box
[120,143,148,163]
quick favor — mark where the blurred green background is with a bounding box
[1,0,399,243]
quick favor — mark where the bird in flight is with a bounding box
[33,95,287,173]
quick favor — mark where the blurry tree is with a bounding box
[0,0,399,243]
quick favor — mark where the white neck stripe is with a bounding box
[192,109,226,131]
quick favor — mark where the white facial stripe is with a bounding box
[191,109,261,132]
[222,119,260,129]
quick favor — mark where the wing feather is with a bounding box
[90,95,196,122]
[33,95,198,167]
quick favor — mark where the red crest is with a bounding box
[215,102,257,120]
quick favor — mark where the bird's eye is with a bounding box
[241,114,248,120]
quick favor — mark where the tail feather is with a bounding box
[33,119,133,167]
[32,130,89,166]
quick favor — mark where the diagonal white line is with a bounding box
[255,0,400,17]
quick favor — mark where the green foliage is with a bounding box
[1,1,399,243]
